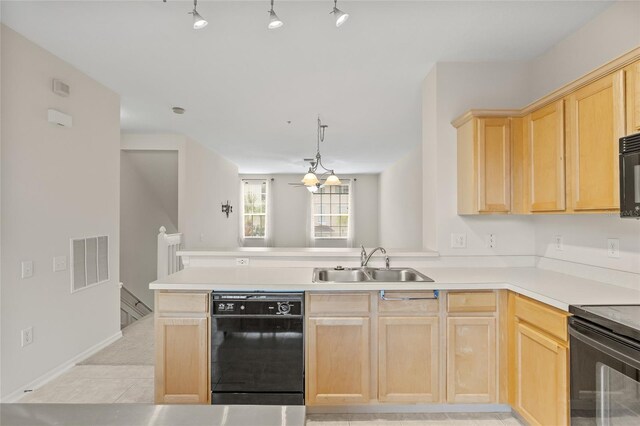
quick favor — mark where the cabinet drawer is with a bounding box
[378,291,439,315]
[157,292,209,314]
[514,295,568,342]
[447,291,496,313]
[307,293,371,316]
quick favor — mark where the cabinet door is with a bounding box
[566,71,624,211]
[378,316,439,403]
[526,100,566,212]
[307,317,370,405]
[447,317,497,403]
[155,317,210,404]
[477,118,511,213]
[626,61,640,135]
[514,322,569,426]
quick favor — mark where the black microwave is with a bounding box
[620,132,640,218]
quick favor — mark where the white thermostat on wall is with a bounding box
[52,79,70,97]
[47,109,73,128]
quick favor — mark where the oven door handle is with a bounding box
[569,323,640,370]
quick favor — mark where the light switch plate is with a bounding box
[486,234,496,248]
[451,233,467,249]
[53,256,67,272]
[21,261,34,279]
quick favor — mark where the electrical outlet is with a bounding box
[236,258,250,266]
[53,256,67,272]
[607,239,620,258]
[486,234,496,248]
[451,233,467,249]
[554,235,563,251]
[21,327,33,347]
[21,261,33,279]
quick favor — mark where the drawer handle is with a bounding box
[379,290,439,301]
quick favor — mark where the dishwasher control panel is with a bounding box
[212,292,303,316]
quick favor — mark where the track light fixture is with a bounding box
[268,0,284,29]
[330,0,349,27]
[189,0,208,30]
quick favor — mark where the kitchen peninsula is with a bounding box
[150,259,640,425]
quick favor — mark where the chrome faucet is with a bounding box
[360,245,387,267]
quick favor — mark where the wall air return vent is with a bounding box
[52,79,70,97]
[71,235,109,293]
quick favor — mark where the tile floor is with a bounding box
[305,413,524,426]
[18,365,154,404]
[15,318,526,425]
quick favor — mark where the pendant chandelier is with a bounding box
[301,116,341,190]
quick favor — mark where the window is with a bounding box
[312,184,350,239]
[243,179,267,238]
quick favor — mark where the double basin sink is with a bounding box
[313,267,434,283]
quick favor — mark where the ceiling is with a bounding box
[1,1,611,173]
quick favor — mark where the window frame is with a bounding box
[311,182,351,240]
[242,179,268,239]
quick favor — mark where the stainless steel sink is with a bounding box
[314,268,372,283]
[368,268,433,282]
[312,267,433,283]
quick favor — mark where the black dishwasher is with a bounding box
[211,292,304,405]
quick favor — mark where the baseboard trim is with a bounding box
[306,403,512,414]
[0,330,123,403]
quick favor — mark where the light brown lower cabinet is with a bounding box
[514,322,568,426]
[378,316,439,403]
[306,316,371,405]
[155,316,210,404]
[446,317,497,403]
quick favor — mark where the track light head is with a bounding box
[330,0,349,27]
[189,0,208,30]
[268,0,283,29]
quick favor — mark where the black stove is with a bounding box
[569,304,640,424]
[570,304,640,342]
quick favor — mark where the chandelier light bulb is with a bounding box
[302,172,319,186]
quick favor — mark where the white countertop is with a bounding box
[150,266,640,311]
[178,247,439,258]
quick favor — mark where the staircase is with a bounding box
[120,284,152,329]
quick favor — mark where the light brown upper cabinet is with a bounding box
[626,60,640,135]
[456,117,512,214]
[525,100,566,212]
[566,71,625,212]
[452,49,640,216]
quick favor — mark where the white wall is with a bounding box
[121,133,240,250]
[120,151,178,308]
[422,61,536,256]
[1,25,121,399]
[528,1,640,99]
[239,174,379,248]
[526,0,640,273]
[420,1,640,271]
[379,147,423,249]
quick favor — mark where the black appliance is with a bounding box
[569,305,640,424]
[620,132,640,218]
[210,292,304,405]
